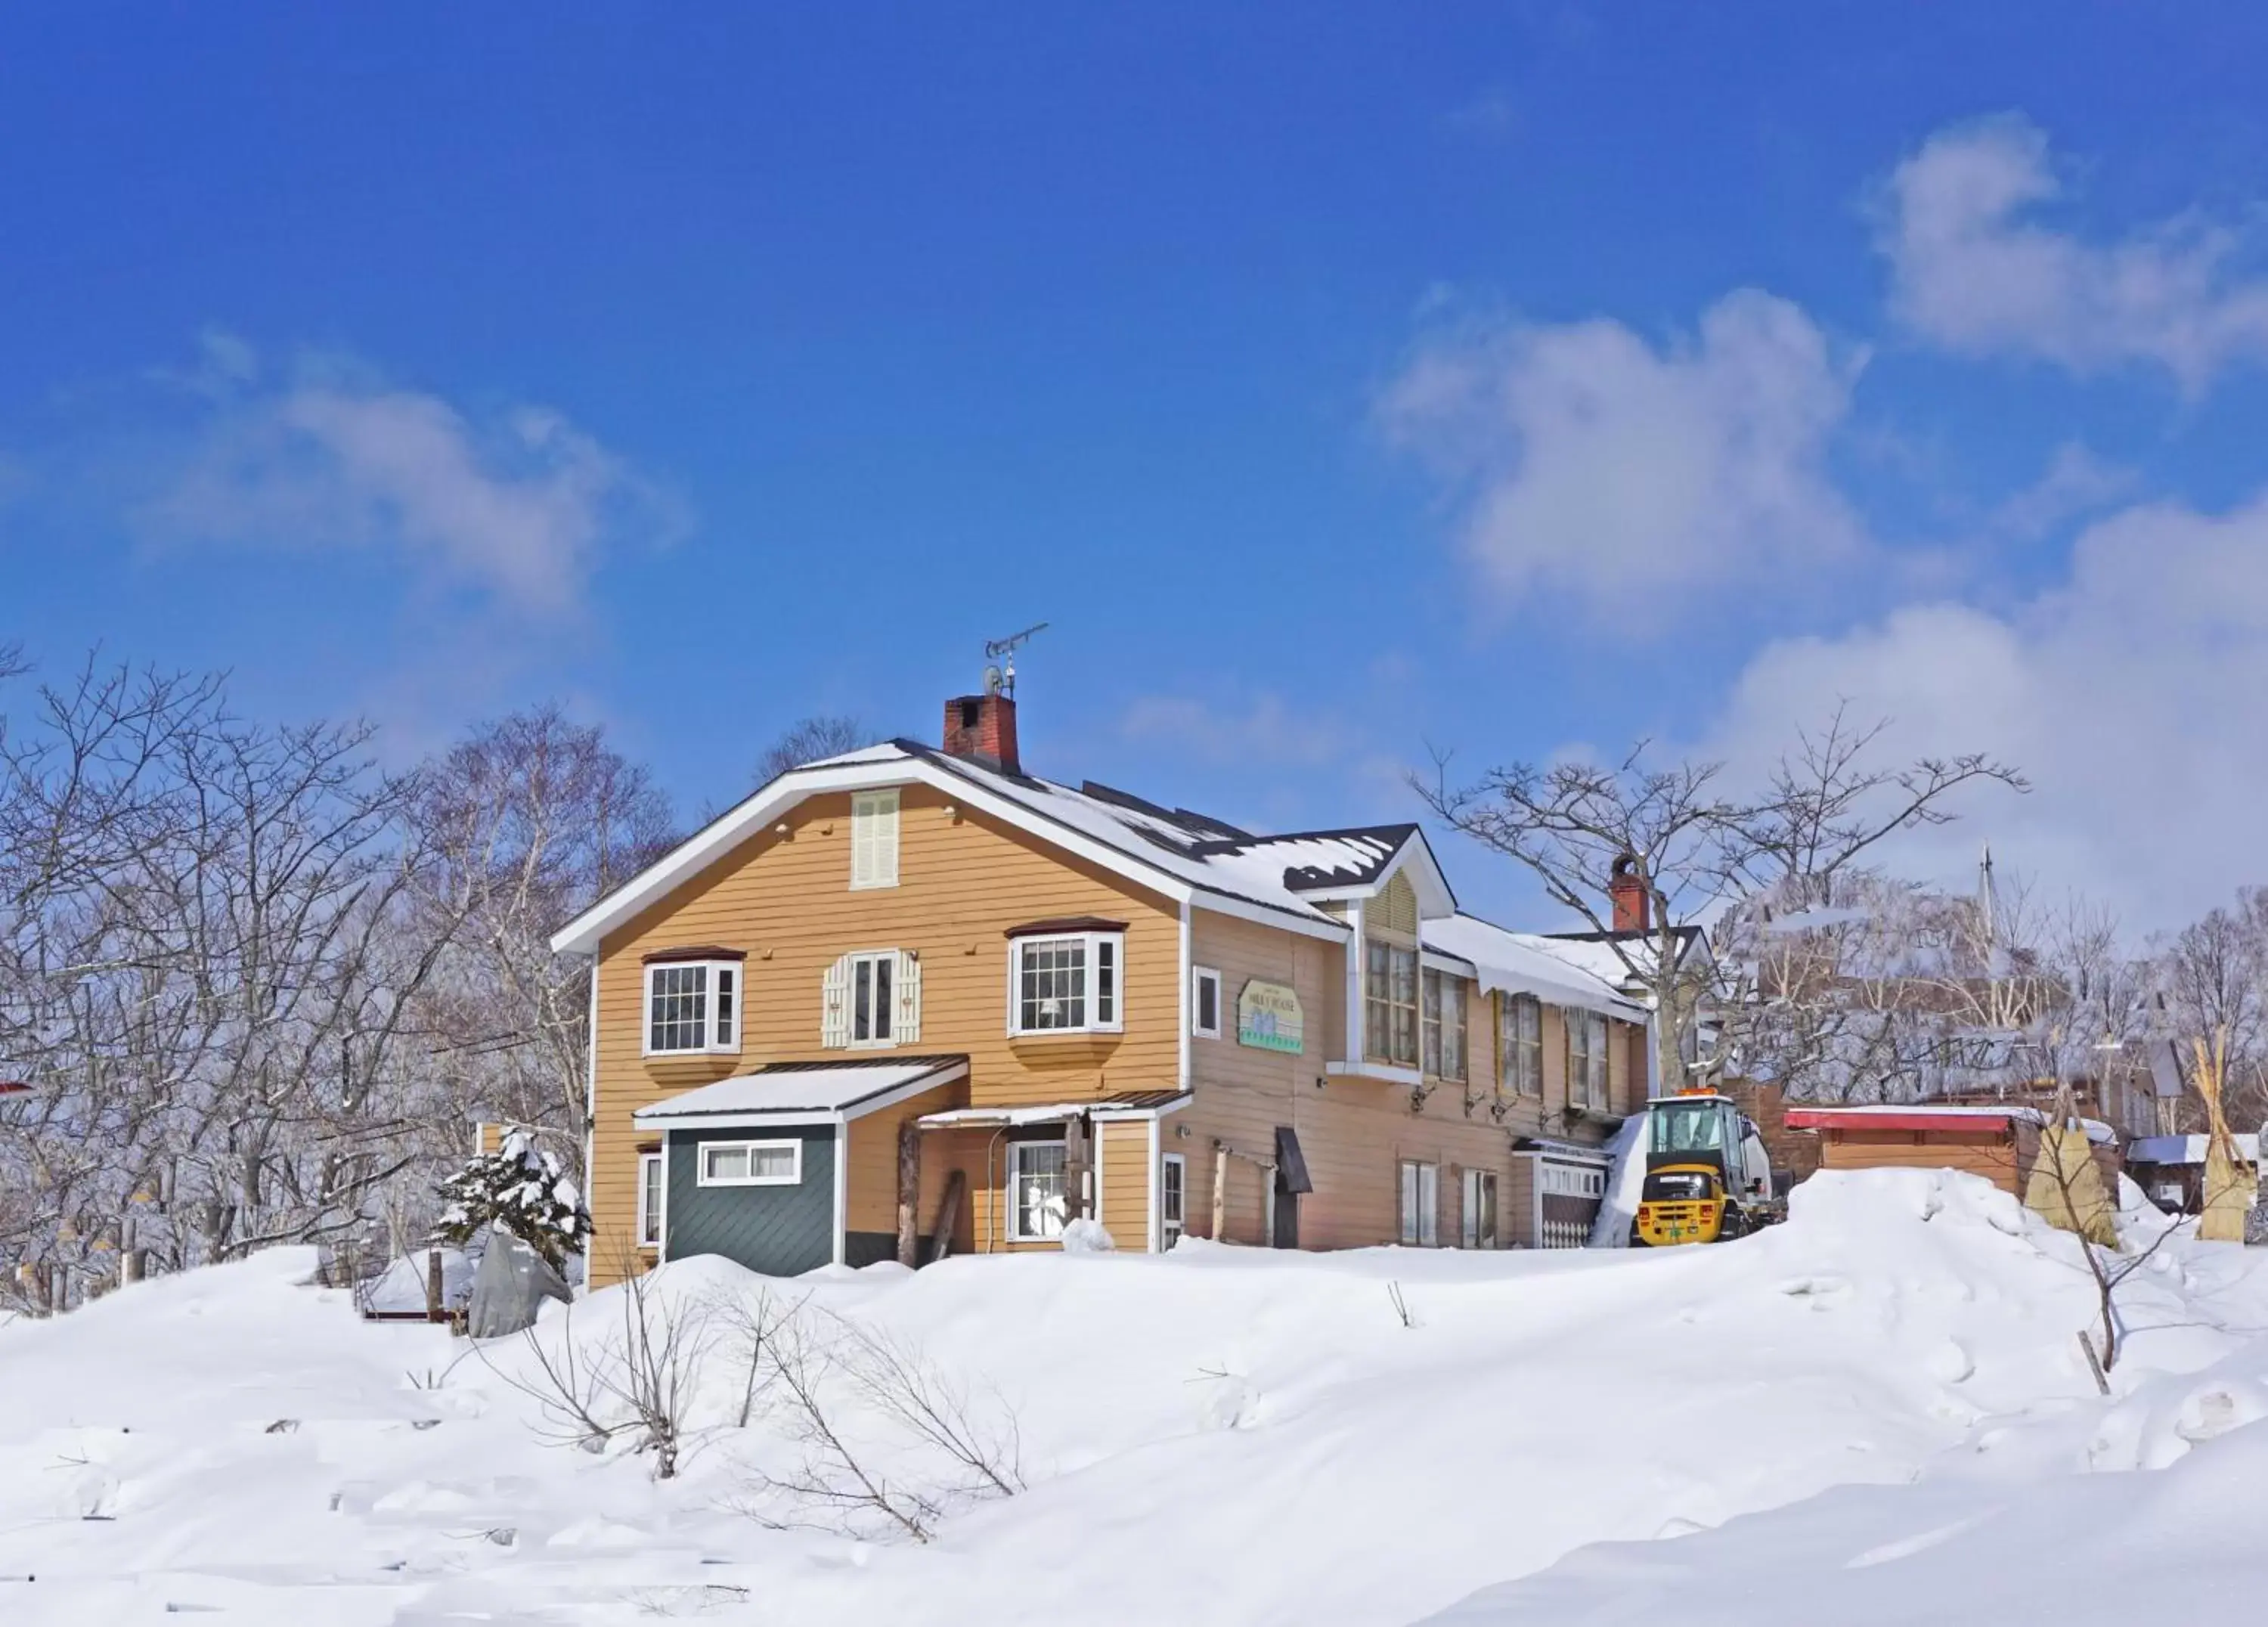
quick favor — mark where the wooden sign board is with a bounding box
[1236,980,1304,1053]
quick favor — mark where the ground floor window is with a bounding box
[1010,1140,1068,1241]
[1161,1152,1186,1247]
[637,1151,663,1247]
[699,1139,802,1187]
[1461,1168,1498,1249]
[1399,1159,1439,1247]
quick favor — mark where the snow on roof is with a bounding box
[1422,914,1647,1020]
[2127,1133,2260,1165]
[634,1056,968,1123]
[917,1091,1191,1129]
[1786,1104,2119,1145]
[903,742,1445,925]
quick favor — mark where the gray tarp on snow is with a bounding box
[466,1234,572,1338]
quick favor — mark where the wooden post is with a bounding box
[1063,1117,1090,1223]
[925,1170,966,1264]
[424,1247,445,1323]
[896,1120,922,1267]
[1212,1144,1229,1242]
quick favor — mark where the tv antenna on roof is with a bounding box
[984,622,1049,697]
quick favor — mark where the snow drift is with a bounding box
[1,1169,2263,1625]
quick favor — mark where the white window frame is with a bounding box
[1461,1167,1498,1250]
[846,949,897,1048]
[1191,966,1223,1040]
[696,1138,804,1188]
[1160,1152,1187,1247]
[1570,1010,1609,1111]
[1399,1158,1439,1247]
[1008,1138,1070,1241]
[642,959,743,1057]
[850,789,900,890]
[636,1151,664,1249]
[1006,931,1126,1037]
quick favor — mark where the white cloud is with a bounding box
[1380,290,1867,624]
[141,339,677,621]
[1878,116,2268,391]
[1704,486,2268,929]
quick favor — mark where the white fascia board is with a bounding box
[553,755,1210,954]
[1293,832,1458,919]
[551,757,925,953]
[838,1061,970,1121]
[1420,948,1478,976]
[632,1110,850,1132]
[1189,891,1347,943]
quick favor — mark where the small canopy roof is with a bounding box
[634,1055,968,1127]
[2127,1133,2260,1165]
[1786,1103,2118,1145]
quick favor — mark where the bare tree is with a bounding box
[407,706,672,1187]
[1419,707,2023,1092]
[755,715,874,786]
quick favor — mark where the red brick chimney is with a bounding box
[943,691,1020,774]
[1609,854,1650,934]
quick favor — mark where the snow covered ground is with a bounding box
[3,1170,2265,1625]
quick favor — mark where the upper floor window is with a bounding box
[1569,1010,1609,1111]
[1422,968,1467,1082]
[1191,966,1223,1040]
[822,949,922,1048]
[643,953,743,1055]
[1009,929,1122,1035]
[1499,993,1543,1096]
[850,789,900,889]
[1365,940,1418,1068]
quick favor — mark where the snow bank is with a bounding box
[5,1171,2267,1626]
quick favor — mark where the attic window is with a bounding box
[850,789,900,889]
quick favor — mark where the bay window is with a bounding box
[643,954,742,1055]
[1009,930,1123,1035]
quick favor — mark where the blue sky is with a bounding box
[6,5,2268,930]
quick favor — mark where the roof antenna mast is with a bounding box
[984,622,1049,698]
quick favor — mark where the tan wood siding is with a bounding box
[842,1080,965,1238]
[587,782,1179,1284]
[1098,1120,1153,1250]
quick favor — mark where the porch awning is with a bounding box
[634,1055,968,1129]
[916,1089,1191,1130]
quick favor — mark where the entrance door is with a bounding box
[1272,1164,1300,1248]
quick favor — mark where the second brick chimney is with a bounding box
[1609,854,1650,934]
[943,690,1020,775]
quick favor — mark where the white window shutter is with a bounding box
[874,800,898,885]
[895,950,922,1043]
[821,956,851,1049]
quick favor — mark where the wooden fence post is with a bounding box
[1212,1144,1229,1242]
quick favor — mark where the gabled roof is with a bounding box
[1526,925,1712,997]
[552,739,1455,953]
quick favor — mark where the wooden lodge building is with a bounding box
[551,685,1656,1286]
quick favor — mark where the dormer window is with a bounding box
[642,950,745,1056]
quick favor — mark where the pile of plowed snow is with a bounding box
[2,1169,2263,1626]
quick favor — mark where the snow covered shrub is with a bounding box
[435,1127,590,1270]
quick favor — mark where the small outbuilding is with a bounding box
[2124,1134,2260,1215]
[1783,1105,2121,1201]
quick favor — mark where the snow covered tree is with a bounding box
[435,1127,591,1270]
